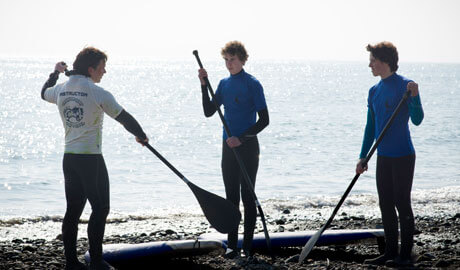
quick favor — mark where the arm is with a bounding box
[356,107,375,174]
[238,108,269,143]
[41,62,67,100]
[201,84,217,117]
[226,108,269,148]
[359,107,375,159]
[115,110,148,143]
[408,95,424,125]
[407,81,424,125]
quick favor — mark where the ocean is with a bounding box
[0,57,459,240]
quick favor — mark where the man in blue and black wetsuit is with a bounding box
[356,41,424,267]
[198,41,269,260]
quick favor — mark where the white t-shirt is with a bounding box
[44,75,123,154]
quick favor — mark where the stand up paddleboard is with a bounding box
[199,229,385,249]
[84,239,225,268]
[84,229,384,267]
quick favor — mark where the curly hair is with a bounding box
[72,47,108,77]
[366,41,399,72]
[221,41,249,63]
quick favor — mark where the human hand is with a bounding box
[355,159,368,174]
[226,136,242,148]
[407,82,419,97]
[136,136,149,146]
[198,68,208,86]
[55,62,67,73]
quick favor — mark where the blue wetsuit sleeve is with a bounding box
[408,94,424,125]
[359,108,375,159]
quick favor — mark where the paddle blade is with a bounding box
[298,225,326,263]
[187,181,241,233]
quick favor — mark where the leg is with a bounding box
[392,154,415,259]
[221,141,241,251]
[81,155,110,262]
[62,154,87,264]
[239,138,260,253]
[376,155,399,257]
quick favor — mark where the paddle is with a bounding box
[143,142,241,234]
[192,50,272,252]
[298,89,412,263]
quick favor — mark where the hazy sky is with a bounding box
[1,0,459,63]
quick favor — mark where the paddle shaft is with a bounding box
[193,50,272,250]
[299,89,412,262]
[145,143,189,183]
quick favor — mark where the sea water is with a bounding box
[0,58,459,240]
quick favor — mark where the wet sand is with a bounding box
[1,212,459,269]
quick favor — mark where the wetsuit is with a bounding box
[359,73,424,259]
[201,69,269,252]
[42,70,146,264]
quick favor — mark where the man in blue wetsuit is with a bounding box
[198,41,269,259]
[356,41,424,267]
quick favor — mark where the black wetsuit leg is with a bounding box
[221,137,259,251]
[376,154,415,258]
[62,154,110,262]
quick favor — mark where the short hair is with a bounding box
[221,41,249,63]
[72,47,108,77]
[366,41,399,72]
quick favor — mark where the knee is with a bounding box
[100,205,110,217]
[242,198,256,212]
[93,204,110,218]
[400,213,414,223]
[65,201,86,218]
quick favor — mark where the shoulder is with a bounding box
[368,83,378,94]
[44,82,63,99]
[243,71,262,88]
[87,80,111,96]
[395,73,413,84]
[219,76,230,84]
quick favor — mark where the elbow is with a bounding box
[411,113,424,126]
[263,117,269,128]
[412,117,423,126]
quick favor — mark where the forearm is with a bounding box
[239,108,269,143]
[41,70,60,100]
[201,85,216,117]
[359,108,375,159]
[115,110,147,140]
[409,95,424,125]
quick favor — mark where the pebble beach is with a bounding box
[1,210,459,269]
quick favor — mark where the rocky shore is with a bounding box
[1,212,459,269]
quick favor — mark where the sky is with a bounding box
[1,0,459,63]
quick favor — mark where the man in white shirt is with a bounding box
[41,47,148,270]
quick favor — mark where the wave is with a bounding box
[2,186,458,227]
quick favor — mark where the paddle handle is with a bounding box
[193,50,204,68]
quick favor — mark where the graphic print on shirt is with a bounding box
[62,97,85,128]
